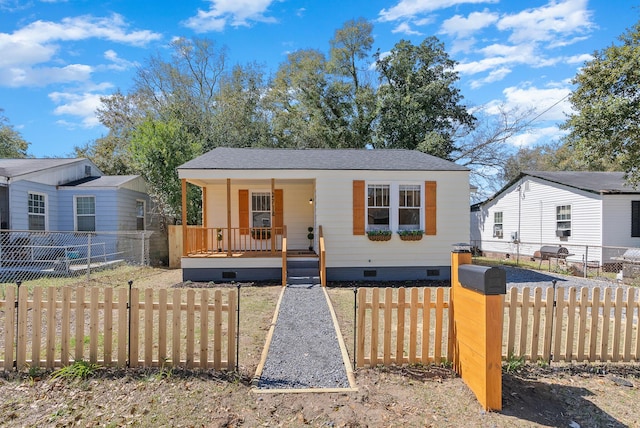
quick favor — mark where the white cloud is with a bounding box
[391,22,423,35]
[440,10,498,39]
[492,84,573,122]
[378,0,497,22]
[0,14,160,88]
[509,126,563,148]
[12,14,161,46]
[0,64,92,87]
[566,53,592,64]
[497,0,594,45]
[49,90,105,128]
[102,49,138,71]
[469,67,511,89]
[183,0,278,33]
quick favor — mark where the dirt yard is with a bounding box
[0,268,638,427]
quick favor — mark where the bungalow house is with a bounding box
[471,171,640,268]
[0,158,166,267]
[177,147,470,283]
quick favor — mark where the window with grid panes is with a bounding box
[28,192,46,230]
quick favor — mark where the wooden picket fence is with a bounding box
[0,286,237,371]
[356,286,640,367]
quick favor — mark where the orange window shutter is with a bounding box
[425,181,437,235]
[353,180,365,235]
[274,189,283,230]
[239,189,249,235]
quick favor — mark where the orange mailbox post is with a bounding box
[451,245,506,411]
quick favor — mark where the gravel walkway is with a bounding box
[256,284,351,390]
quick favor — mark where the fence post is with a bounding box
[14,281,21,370]
[353,286,357,370]
[127,279,133,368]
[583,246,589,278]
[548,280,558,362]
[236,282,240,372]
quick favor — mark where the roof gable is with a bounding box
[0,158,87,178]
[179,147,468,172]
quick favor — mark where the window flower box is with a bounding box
[367,230,392,241]
[398,230,424,241]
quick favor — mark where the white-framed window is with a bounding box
[28,192,46,231]
[556,205,571,237]
[493,211,503,238]
[136,200,145,231]
[366,182,423,231]
[398,185,421,230]
[251,192,271,227]
[367,184,390,230]
[75,196,96,232]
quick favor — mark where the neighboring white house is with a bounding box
[177,147,470,282]
[471,171,640,267]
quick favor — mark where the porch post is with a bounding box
[271,178,276,254]
[202,186,208,251]
[181,179,188,257]
[226,179,232,257]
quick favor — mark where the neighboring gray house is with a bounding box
[0,158,168,268]
[0,158,149,232]
[471,171,640,267]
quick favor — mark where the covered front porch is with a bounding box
[179,176,326,285]
[180,177,316,258]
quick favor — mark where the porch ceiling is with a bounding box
[186,177,315,187]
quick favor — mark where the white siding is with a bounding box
[314,170,469,268]
[17,159,100,186]
[204,181,314,250]
[602,195,640,248]
[474,177,604,262]
[189,168,469,269]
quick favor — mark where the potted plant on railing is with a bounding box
[251,228,271,240]
[397,229,424,241]
[367,229,392,241]
[307,226,314,251]
[216,228,223,252]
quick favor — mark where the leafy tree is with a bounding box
[0,109,29,158]
[327,18,377,148]
[267,49,338,148]
[374,38,475,156]
[562,22,640,184]
[129,118,202,224]
[210,63,271,148]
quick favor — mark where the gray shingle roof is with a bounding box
[178,147,468,171]
[60,175,141,188]
[524,171,637,194]
[0,158,83,178]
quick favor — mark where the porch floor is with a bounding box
[185,249,316,258]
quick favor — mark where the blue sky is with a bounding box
[1,0,638,157]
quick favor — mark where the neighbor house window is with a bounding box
[556,205,571,236]
[398,185,420,230]
[367,184,390,230]
[493,211,503,238]
[75,196,96,232]
[632,201,640,237]
[136,200,145,231]
[251,192,271,227]
[28,192,46,230]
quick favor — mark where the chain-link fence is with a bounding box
[0,230,152,284]
[471,239,640,283]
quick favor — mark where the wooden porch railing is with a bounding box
[319,225,326,287]
[281,226,287,287]
[185,227,284,256]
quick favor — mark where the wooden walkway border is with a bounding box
[0,286,237,371]
[356,285,640,367]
